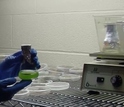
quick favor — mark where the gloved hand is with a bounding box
[0,49,41,80]
[0,78,31,102]
[0,49,40,102]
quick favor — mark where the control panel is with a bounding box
[81,62,124,93]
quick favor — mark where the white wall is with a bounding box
[0,0,124,68]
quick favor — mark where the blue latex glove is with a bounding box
[0,49,40,102]
[0,49,41,80]
[0,78,31,102]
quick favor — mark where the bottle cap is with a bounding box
[21,44,31,51]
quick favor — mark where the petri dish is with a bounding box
[59,73,81,81]
[31,83,47,86]
[19,70,39,80]
[38,74,60,81]
[57,65,74,72]
[46,82,70,91]
[69,68,83,74]
[27,86,51,96]
[49,70,62,75]
[38,70,50,75]
[31,80,53,86]
[39,63,48,71]
[14,90,29,98]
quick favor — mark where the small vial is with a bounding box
[21,44,32,64]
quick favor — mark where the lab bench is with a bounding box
[1,80,124,107]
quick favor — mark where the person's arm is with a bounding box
[0,49,40,102]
